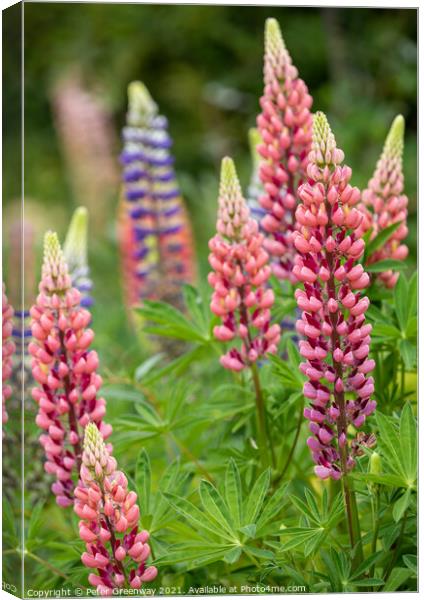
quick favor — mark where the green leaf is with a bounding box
[365,221,402,260]
[223,546,242,564]
[135,449,151,516]
[239,524,256,539]
[2,496,18,546]
[224,459,242,529]
[268,353,305,390]
[399,403,417,482]
[351,472,410,489]
[371,323,400,339]
[393,489,411,522]
[350,551,383,579]
[407,272,417,320]
[163,492,233,541]
[383,567,412,591]
[198,480,235,537]
[134,353,166,382]
[154,542,233,568]
[291,494,319,524]
[256,483,288,533]
[141,346,208,386]
[279,528,324,554]
[243,545,274,560]
[365,259,408,273]
[151,458,186,531]
[351,578,385,587]
[182,284,209,335]
[244,468,271,525]
[375,412,405,479]
[399,339,416,370]
[304,529,327,556]
[402,554,417,575]
[394,273,409,332]
[27,503,44,542]
[136,300,207,342]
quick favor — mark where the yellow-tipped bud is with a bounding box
[127,81,157,126]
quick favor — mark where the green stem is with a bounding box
[168,432,215,483]
[250,363,275,469]
[26,551,82,587]
[274,397,304,485]
[383,509,408,584]
[342,474,364,569]
[401,361,406,401]
[370,488,381,580]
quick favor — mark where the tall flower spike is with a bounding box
[2,284,15,426]
[256,18,313,282]
[119,81,196,307]
[64,207,93,307]
[293,112,376,480]
[361,115,408,288]
[52,73,119,233]
[29,232,112,507]
[208,158,281,371]
[75,423,157,595]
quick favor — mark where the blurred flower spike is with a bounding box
[119,81,196,308]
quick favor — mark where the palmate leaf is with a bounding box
[134,353,166,382]
[151,458,189,531]
[243,468,271,525]
[199,480,236,537]
[135,448,151,516]
[399,403,417,481]
[136,300,208,343]
[383,567,413,591]
[182,284,211,337]
[394,273,409,332]
[279,527,326,555]
[268,350,305,390]
[392,489,412,522]
[256,482,288,534]
[140,345,211,386]
[375,404,417,488]
[351,472,409,488]
[224,459,243,529]
[163,492,235,542]
[399,339,416,370]
[154,541,235,568]
[365,259,408,273]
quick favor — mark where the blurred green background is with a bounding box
[3,2,417,373]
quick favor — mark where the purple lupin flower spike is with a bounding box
[119,82,195,307]
[293,112,376,480]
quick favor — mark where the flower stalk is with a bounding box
[208,157,280,466]
[75,423,157,594]
[2,284,15,427]
[256,18,313,282]
[294,112,377,561]
[119,81,196,308]
[29,232,111,507]
[360,115,409,288]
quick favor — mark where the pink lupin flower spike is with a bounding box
[2,284,15,427]
[293,112,376,480]
[208,157,281,372]
[29,232,112,507]
[75,423,157,595]
[361,115,409,288]
[256,18,313,283]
